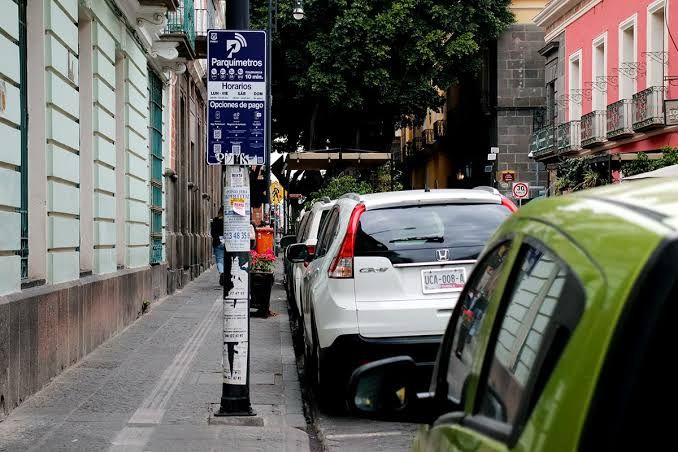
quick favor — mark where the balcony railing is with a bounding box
[581,111,607,148]
[633,86,665,131]
[162,0,195,58]
[607,99,634,139]
[434,120,446,139]
[423,129,434,145]
[529,125,557,159]
[557,120,581,154]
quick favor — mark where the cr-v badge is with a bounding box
[359,267,389,273]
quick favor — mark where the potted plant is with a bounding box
[250,250,276,316]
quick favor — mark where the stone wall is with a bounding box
[496,23,548,197]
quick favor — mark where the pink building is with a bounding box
[533,0,678,181]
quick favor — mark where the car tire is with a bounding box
[310,313,346,414]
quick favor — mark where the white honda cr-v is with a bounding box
[289,189,516,409]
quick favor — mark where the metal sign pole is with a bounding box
[207,0,270,418]
[219,166,254,416]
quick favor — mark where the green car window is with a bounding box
[447,242,512,403]
[477,242,584,431]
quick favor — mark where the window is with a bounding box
[568,51,582,120]
[592,35,606,111]
[149,69,163,264]
[315,209,339,258]
[546,81,557,125]
[477,243,584,431]
[646,1,665,88]
[354,204,510,264]
[296,213,310,242]
[446,242,512,403]
[619,16,637,99]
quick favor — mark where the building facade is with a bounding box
[533,0,677,187]
[396,0,548,199]
[0,0,222,419]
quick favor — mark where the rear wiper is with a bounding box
[390,236,444,243]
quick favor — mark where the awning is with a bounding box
[284,150,391,171]
[623,164,678,180]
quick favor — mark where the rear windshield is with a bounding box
[354,204,509,263]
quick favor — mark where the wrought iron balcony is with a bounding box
[529,125,557,159]
[434,120,446,139]
[607,99,633,139]
[581,111,607,147]
[633,86,665,131]
[161,0,196,59]
[423,129,434,145]
[557,120,581,155]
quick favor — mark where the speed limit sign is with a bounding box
[512,182,529,199]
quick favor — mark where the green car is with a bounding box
[348,178,678,451]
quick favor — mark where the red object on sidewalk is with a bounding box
[255,227,274,254]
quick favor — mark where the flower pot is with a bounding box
[250,271,274,316]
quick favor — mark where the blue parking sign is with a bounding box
[207,30,267,166]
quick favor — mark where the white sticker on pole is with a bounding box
[224,254,249,299]
[224,167,251,252]
[223,336,248,385]
[512,182,529,199]
[223,298,248,341]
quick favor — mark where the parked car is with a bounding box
[348,179,678,451]
[288,189,517,408]
[284,198,335,317]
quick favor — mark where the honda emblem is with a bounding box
[436,249,449,262]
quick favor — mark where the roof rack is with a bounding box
[339,193,361,201]
[473,186,501,195]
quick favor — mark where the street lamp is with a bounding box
[293,0,304,20]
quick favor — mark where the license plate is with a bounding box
[421,268,467,294]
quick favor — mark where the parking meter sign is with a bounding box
[512,182,529,199]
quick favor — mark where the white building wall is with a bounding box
[45,0,80,284]
[0,0,174,295]
[122,36,150,268]
[0,0,21,294]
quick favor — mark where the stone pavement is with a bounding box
[0,267,310,451]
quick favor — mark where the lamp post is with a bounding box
[265,1,303,224]
[293,0,304,20]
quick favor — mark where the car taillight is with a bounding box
[328,203,365,279]
[501,196,518,213]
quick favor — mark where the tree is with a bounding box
[304,175,372,207]
[252,0,514,153]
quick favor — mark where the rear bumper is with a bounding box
[320,333,442,388]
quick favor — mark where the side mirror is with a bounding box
[348,356,418,416]
[280,235,296,250]
[286,243,308,263]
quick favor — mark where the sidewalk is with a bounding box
[0,267,310,451]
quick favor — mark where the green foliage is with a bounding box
[305,175,372,207]
[622,146,678,177]
[555,157,609,193]
[372,162,404,193]
[252,0,515,151]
